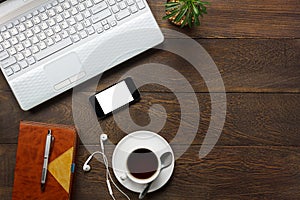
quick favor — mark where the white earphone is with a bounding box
[83,134,130,200]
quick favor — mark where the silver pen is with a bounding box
[41,129,54,191]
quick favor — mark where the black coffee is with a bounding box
[127,148,158,180]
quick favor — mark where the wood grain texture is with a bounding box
[1,144,300,200]
[1,92,299,147]
[149,0,300,38]
[1,39,298,92]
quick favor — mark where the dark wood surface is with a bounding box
[0,0,300,199]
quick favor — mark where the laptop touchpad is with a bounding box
[44,53,85,90]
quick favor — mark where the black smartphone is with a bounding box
[89,77,140,119]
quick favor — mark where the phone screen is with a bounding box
[95,81,134,114]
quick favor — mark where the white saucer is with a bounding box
[112,131,175,193]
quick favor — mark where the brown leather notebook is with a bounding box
[12,121,78,200]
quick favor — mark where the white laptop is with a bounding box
[0,0,163,110]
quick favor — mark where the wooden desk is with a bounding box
[1,0,299,199]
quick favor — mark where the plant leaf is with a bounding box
[174,5,188,22]
[193,12,200,26]
[162,8,180,20]
[165,2,180,7]
[192,3,200,16]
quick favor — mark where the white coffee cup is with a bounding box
[125,147,161,184]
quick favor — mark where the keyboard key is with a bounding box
[136,0,145,9]
[110,20,117,27]
[76,13,84,22]
[29,36,37,45]
[8,47,17,55]
[4,67,13,76]
[68,27,76,34]
[33,10,39,16]
[16,53,25,61]
[54,34,62,42]
[48,18,56,27]
[80,31,88,39]
[33,26,41,34]
[41,22,49,30]
[10,28,18,36]
[71,34,80,43]
[17,24,26,32]
[71,7,78,15]
[25,30,34,38]
[63,2,71,9]
[6,23,13,29]
[39,41,47,50]
[19,60,29,69]
[40,13,49,21]
[38,32,47,40]
[126,0,134,6]
[13,19,20,26]
[11,64,21,73]
[70,0,78,6]
[16,43,25,51]
[3,31,11,40]
[101,19,108,25]
[38,7,46,13]
[63,11,71,19]
[33,17,41,27]
[111,5,120,13]
[91,1,108,14]
[115,9,130,21]
[0,35,3,42]
[52,0,59,6]
[68,18,76,25]
[31,46,40,54]
[78,4,86,11]
[119,1,127,9]
[76,23,84,31]
[35,38,72,61]
[104,24,110,30]
[108,0,116,5]
[91,9,111,23]
[45,29,54,37]
[10,37,19,45]
[61,21,69,29]
[56,5,64,13]
[93,0,102,4]
[46,38,55,46]
[27,56,36,65]
[24,40,32,48]
[86,0,93,8]
[1,57,17,68]
[0,26,7,32]
[24,49,32,57]
[130,5,138,14]
[26,13,33,19]
[18,33,26,42]
[3,41,11,49]
[25,20,34,28]
[83,19,92,27]
[86,26,95,35]
[0,51,9,61]
[48,9,56,17]
[46,3,52,10]
[56,15,64,23]
[61,30,69,38]
[83,10,92,18]
[53,25,62,33]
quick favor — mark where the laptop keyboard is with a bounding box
[0,0,146,77]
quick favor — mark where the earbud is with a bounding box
[100,134,107,152]
[83,164,91,172]
[83,154,93,171]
